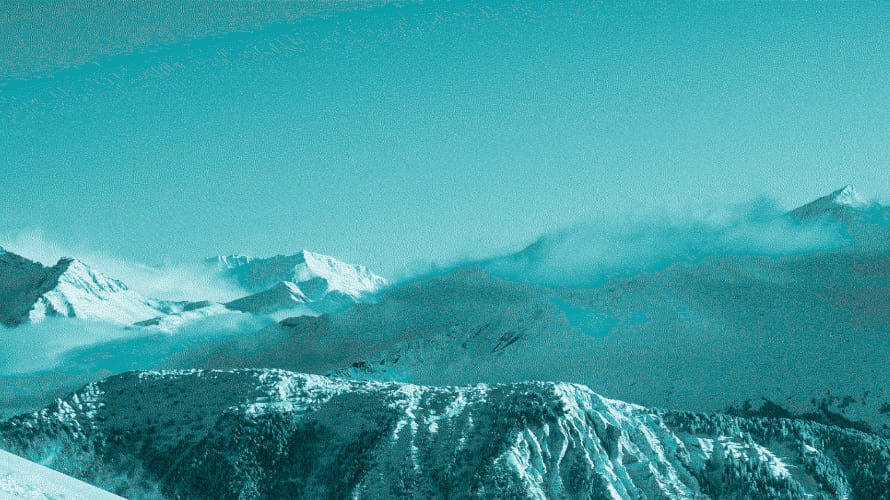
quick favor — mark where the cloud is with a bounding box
[0,318,131,375]
[0,312,273,418]
[0,229,247,302]
[482,198,851,288]
[0,312,269,376]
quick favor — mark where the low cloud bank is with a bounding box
[0,313,270,377]
[0,312,273,417]
[483,199,851,288]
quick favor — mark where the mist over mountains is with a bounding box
[3,186,890,497]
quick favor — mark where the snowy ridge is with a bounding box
[210,249,387,315]
[210,249,386,296]
[28,258,162,324]
[0,247,386,328]
[789,184,874,221]
[224,281,308,315]
[830,184,869,208]
[0,251,163,326]
[2,369,889,498]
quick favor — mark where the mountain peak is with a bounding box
[53,257,129,294]
[828,184,868,208]
[790,185,873,222]
[210,250,386,295]
[0,251,163,326]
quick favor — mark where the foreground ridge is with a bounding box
[2,369,889,499]
[0,448,123,499]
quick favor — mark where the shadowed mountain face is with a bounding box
[3,369,889,499]
[173,188,890,436]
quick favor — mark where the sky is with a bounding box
[2,0,890,278]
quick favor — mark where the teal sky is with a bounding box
[2,1,890,277]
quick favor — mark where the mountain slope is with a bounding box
[0,250,163,326]
[224,281,310,315]
[789,185,890,248]
[2,369,888,499]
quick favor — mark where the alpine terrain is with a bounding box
[212,250,387,315]
[3,187,890,498]
[176,187,890,438]
[3,369,889,499]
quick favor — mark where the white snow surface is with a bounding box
[210,249,386,297]
[0,449,122,500]
[211,250,387,316]
[0,252,164,326]
[830,184,868,208]
[29,258,162,324]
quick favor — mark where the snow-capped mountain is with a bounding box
[210,250,387,314]
[0,250,164,326]
[790,184,872,221]
[0,246,385,330]
[182,189,890,438]
[789,185,890,248]
[2,369,888,498]
[134,250,387,328]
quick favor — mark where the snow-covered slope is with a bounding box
[210,250,387,314]
[2,369,888,499]
[0,449,123,499]
[0,251,164,326]
[209,250,386,295]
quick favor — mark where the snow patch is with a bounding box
[0,449,122,499]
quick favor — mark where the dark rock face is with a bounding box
[0,251,67,326]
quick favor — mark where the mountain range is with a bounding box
[3,369,889,498]
[0,248,386,330]
[3,186,890,498]
[169,186,890,438]
[215,250,387,316]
